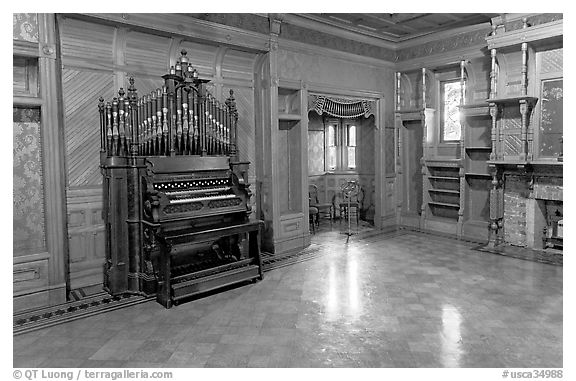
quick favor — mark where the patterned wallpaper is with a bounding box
[308,130,325,175]
[385,128,395,175]
[13,13,39,42]
[13,108,46,256]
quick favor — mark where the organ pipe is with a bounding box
[99,50,238,158]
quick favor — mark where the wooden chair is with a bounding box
[309,184,333,224]
[309,205,319,234]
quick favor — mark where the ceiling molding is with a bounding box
[284,13,398,49]
[288,13,499,48]
[278,36,396,70]
[394,43,489,72]
[396,22,492,49]
[75,13,270,53]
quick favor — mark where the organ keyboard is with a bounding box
[99,50,263,308]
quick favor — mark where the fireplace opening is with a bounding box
[541,200,563,251]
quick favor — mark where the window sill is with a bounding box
[325,170,359,175]
[438,141,461,146]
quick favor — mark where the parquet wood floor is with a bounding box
[13,229,562,368]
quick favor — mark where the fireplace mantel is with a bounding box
[486,159,562,249]
[488,160,563,169]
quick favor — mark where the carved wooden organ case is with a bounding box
[99,50,263,308]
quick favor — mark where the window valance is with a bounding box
[308,95,376,119]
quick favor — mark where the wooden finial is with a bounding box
[128,77,138,104]
[225,89,238,119]
[180,49,188,62]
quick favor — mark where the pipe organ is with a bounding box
[99,50,263,308]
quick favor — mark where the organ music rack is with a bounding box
[99,50,263,308]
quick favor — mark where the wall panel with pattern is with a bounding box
[13,13,39,42]
[13,108,46,256]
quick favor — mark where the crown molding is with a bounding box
[285,13,499,50]
[395,43,489,72]
[284,13,398,50]
[396,22,492,49]
[73,13,270,53]
[278,36,396,70]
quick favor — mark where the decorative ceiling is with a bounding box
[296,13,499,42]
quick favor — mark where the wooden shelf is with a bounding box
[528,160,564,166]
[428,188,460,194]
[396,108,424,114]
[429,176,459,181]
[395,107,435,123]
[487,96,538,105]
[278,113,301,121]
[465,173,491,178]
[459,103,490,116]
[425,159,462,168]
[466,146,492,150]
[428,201,460,209]
[429,189,460,195]
[488,160,563,167]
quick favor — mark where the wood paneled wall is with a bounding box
[13,14,68,311]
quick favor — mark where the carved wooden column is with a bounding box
[419,68,428,227]
[489,104,498,161]
[520,21,529,161]
[487,164,504,248]
[262,15,282,252]
[519,99,528,161]
[395,72,403,225]
[38,13,68,305]
[457,60,466,237]
[489,24,497,99]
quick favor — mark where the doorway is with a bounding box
[307,112,376,238]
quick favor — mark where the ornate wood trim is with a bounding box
[307,94,376,119]
[38,13,68,304]
[76,13,270,53]
[486,19,563,49]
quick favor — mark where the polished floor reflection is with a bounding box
[13,230,562,368]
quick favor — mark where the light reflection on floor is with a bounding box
[13,230,563,368]
[441,304,463,367]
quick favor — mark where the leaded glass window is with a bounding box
[441,80,462,141]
